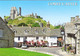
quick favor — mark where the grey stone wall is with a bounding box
[0,17,14,48]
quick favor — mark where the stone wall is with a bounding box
[0,17,14,48]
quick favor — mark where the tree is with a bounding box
[32,23,40,27]
[4,16,9,19]
[18,23,28,26]
[37,16,43,19]
[54,25,61,29]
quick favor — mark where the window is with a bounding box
[43,37,46,39]
[35,30,38,34]
[0,29,3,37]
[24,30,29,34]
[25,37,27,39]
[43,29,46,34]
[36,37,39,40]
[67,33,75,37]
[24,37,27,41]
[75,24,77,29]
[13,30,17,34]
[18,36,20,40]
[51,43,57,45]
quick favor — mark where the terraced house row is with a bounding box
[11,27,62,47]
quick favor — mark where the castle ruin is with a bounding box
[10,7,21,19]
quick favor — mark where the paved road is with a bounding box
[27,47,66,56]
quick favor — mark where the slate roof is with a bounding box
[50,29,62,37]
[12,27,62,37]
[0,17,14,34]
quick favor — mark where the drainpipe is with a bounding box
[74,37,77,54]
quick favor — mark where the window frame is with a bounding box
[36,37,39,40]
[18,36,20,40]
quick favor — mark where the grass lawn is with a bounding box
[0,48,52,56]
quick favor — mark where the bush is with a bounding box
[18,23,28,26]
[32,23,40,27]
[54,25,61,29]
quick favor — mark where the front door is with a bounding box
[57,37,63,47]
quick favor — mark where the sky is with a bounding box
[0,1,80,26]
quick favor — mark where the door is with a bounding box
[57,37,63,47]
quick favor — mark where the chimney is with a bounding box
[47,21,50,28]
[76,15,79,18]
[71,17,75,22]
[75,16,79,21]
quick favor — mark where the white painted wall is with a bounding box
[27,37,47,42]
[47,37,57,46]
[14,36,58,46]
[14,37,24,42]
[27,37,36,42]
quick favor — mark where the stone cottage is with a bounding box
[0,17,14,48]
[65,16,80,54]
[12,26,62,47]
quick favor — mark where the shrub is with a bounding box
[18,23,28,26]
[32,23,40,27]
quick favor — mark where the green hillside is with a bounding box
[6,16,54,29]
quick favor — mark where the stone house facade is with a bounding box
[0,17,14,48]
[65,16,80,54]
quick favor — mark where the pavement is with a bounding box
[15,47,79,56]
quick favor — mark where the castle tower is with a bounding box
[10,7,18,19]
[19,7,21,16]
[47,21,50,28]
[35,13,37,18]
[31,13,34,17]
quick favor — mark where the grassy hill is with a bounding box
[6,16,54,29]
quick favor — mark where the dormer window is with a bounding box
[43,29,46,34]
[13,30,17,34]
[0,29,3,37]
[35,30,38,34]
[24,30,29,34]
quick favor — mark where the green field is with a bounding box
[0,48,51,56]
